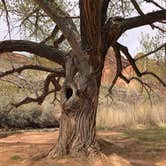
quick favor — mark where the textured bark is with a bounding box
[49,80,99,157]
[122,10,166,31]
[48,57,100,157]
[47,0,109,157]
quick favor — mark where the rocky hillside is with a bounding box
[101,47,166,93]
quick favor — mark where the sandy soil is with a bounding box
[0,130,165,166]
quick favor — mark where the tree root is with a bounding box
[46,141,101,159]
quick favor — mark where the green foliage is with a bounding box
[0,0,71,42]
[0,105,59,128]
[108,0,136,17]
[136,57,166,82]
[10,155,22,161]
[140,32,166,63]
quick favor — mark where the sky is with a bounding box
[0,2,165,56]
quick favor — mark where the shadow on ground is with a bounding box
[0,129,166,166]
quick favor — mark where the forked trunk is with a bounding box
[48,71,101,158]
[47,0,109,158]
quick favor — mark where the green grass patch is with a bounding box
[124,127,166,142]
[10,155,22,161]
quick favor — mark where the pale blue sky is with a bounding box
[0,2,165,56]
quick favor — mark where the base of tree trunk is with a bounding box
[47,74,100,159]
[47,142,100,159]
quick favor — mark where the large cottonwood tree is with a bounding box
[0,0,166,157]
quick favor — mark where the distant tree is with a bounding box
[0,0,166,158]
[140,30,166,66]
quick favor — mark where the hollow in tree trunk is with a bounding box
[48,70,101,158]
[47,0,108,158]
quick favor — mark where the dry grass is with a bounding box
[97,101,166,129]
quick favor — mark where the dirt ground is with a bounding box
[0,129,166,166]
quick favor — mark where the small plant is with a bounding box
[10,155,22,161]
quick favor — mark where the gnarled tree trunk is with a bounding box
[48,0,109,158]
[49,80,99,157]
[48,54,102,157]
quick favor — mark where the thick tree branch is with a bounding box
[116,42,142,76]
[34,0,82,55]
[0,40,66,66]
[130,0,155,30]
[108,46,122,93]
[130,0,165,32]
[34,0,91,75]
[122,10,166,31]
[108,41,166,95]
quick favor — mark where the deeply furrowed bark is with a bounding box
[47,0,108,158]
[48,54,101,157]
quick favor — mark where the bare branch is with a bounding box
[12,90,55,107]
[144,0,165,10]
[119,74,153,105]
[34,0,82,55]
[141,71,166,87]
[135,43,166,61]
[130,0,144,15]
[20,8,40,25]
[116,42,141,76]
[0,65,65,78]
[122,10,166,31]
[12,73,61,107]
[151,24,166,33]
[54,34,65,48]
[1,0,11,38]
[116,42,166,87]
[108,44,157,103]
[40,25,59,44]
[56,16,80,19]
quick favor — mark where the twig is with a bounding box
[135,43,166,62]
[144,0,165,10]
[40,25,59,44]
[1,0,11,38]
